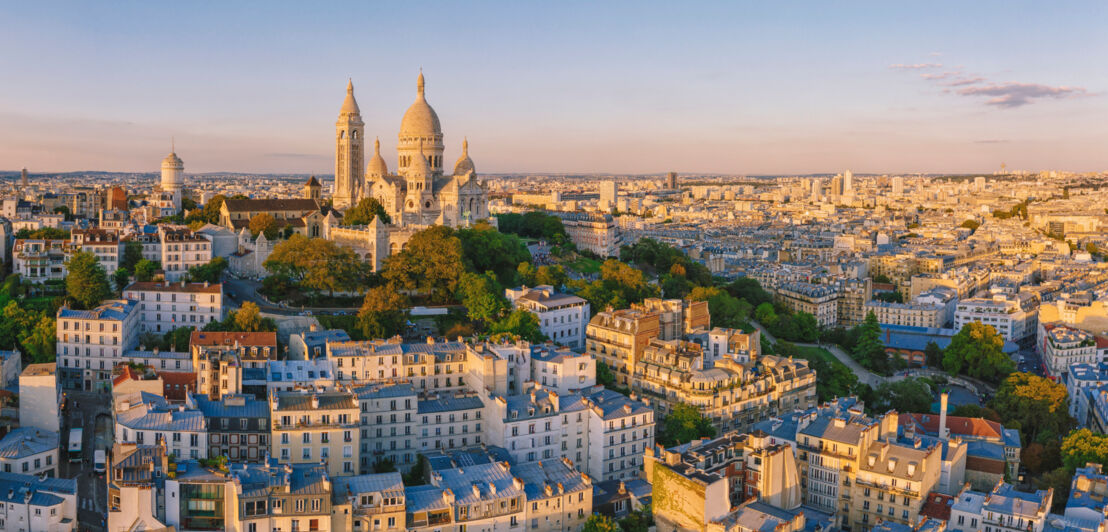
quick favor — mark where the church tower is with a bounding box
[334,79,364,209]
[303,176,322,201]
[398,72,444,176]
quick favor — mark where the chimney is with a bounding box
[939,392,949,440]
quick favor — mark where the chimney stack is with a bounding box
[939,391,949,440]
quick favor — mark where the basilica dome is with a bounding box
[400,72,442,138]
[452,138,475,176]
[367,138,389,177]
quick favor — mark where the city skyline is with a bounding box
[2,1,1106,175]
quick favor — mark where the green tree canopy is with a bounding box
[582,514,621,532]
[264,236,369,295]
[121,241,144,272]
[383,226,464,304]
[456,271,509,323]
[457,222,531,286]
[689,286,753,329]
[567,259,660,313]
[66,251,111,309]
[942,322,1014,384]
[1062,429,1108,471]
[187,257,229,284]
[134,259,160,282]
[852,311,889,374]
[14,227,69,240]
[870,378,933,415]
[658,403,716,448]
[488,309,546,343]
[356,285,409,340]
[343,197,392,226]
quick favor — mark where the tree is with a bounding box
[961,219,981,231]
[690,286,752,329]
[754,303,778,327]
[264,236,370,296]
[113,268,132,292]
[21,315,56,364]
[234,302,265,333]
[725,278,773,306]
[534,265,568,289]
[121,241,144,272]
[488,309,545,343]
[457,222,531,286]
[372,459,398,473]
[618,505,654,532]
[187,257,229,284]
[248,213,279,240]
[596,360,616,388]
[924,341,943,367]
[383,226,465,304]
[14,227,69,240]
[582,514,621,532]
[950,404,1002,423]
[65,251,111,309]
[942,322,1014,384]
[658,403,716,447]
[403,454,429,486]
[456,272,509,323]
[343,197,392,225]
[1061,429,1108,471]
[852,311,889,374]
[991,372,1075,445]
[873,274,892,284]
[870,378,933,415]
[356,286,408,339]
[134,260,159,282]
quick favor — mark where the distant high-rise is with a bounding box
[830,175,843,197]
[891,176,904,197]
[666,171,678,190]
[809,178,822,201]
[599,181,618,204]
[843,170,854,195]
[974,176,986,191]
[20,167,27,187]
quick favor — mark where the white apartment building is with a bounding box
[553,212,622,258]
[584,388,654,482]
[265,359,337,393]
[18,364,60,434]
[864,300,946,329]
[123,281,225,334]
[115,393,208,460]
[949,482,1053,532]
[0,428,59,477]
[1040,323,1100,378]
[530,344,595,394]
[11,239,70,282]
[0,472,78,532]
[72,228,121,273]
[505,285,590,349]
[355,383,417,473]
[485,389,562,464]
[57,299,140,391]
[417,390,484,454]
[954,295,1038,345]
[159,227,213,282]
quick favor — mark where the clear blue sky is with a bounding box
[1,1,1105,174]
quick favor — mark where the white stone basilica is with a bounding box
[333,73,488,226]
[328,72,491,271]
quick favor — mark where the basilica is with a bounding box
[333,72,489,226]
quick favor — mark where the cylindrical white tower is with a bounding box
[161,150,184,193]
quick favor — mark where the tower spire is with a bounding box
[171,136,175,154]
[463,137,468,155]
[417,70,425,98]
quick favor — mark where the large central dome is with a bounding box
[400,72,442,137]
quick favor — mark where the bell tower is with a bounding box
[334,79,364,209]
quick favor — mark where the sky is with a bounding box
[1,1,1106,175]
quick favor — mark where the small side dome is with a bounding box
[452,138,475,176]
[366,138,389,178]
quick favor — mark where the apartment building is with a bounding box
[0,428,59,477]
[530,344,595,394]
[355,383,417,473]
[513,459,593,532]
[11,238,70,282]
[192,394,270,462]
[1040,323,1100,378]
[191,331,278,399]
[159,227,213,281]
[57,299,140,391]
[115,393,208,460]
[849,439,942,530]
[553,211,622,257]
[331,473,406,532]
[72,228,121,273]
[864,301,946,329]
[485,388,562,464]
[266,359,338,393]
[688,327,761,366]
[838,278,874,328]
[270,389,361,478]
[775,282,840,327]
[633,338,816,435]
[948,482,1053,532]
[123,280,224,334]
[416,390,484,454]
[231,461,334,532]
[0,472,78,532]
[584,388,654,482]
[954,295,1038,346]
[326,338,470,392]
[505,285,590,348]
[108,443,170,532]
[585,298,707,386]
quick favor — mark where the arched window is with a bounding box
[352,130,358,139]
[390,242,398,254]
[339,130,345,139]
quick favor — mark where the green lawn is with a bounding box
[795,345,845,369]
[562,256,603,274]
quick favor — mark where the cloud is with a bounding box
[956,82,1086,108]
[890,63,942,70]
[891,58,1087,109]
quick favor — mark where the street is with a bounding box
[61,390,113,532]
